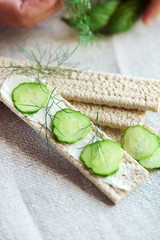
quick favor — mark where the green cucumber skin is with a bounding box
[12,82,50,114]
[63,0,121,33]
[63,0,149,35]
[102,0,149,34]
[81,140,121,177]
[83,164,120,177]
[88,0,121,32]
[139,145,160,170]
[140,162,160,170]
[140,164,160,170]
[92,168,119,177]
[123,125,160,161]
[52,109,92,144]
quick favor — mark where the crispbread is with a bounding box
[68,100,146,130]
[0,69,148,204]
[50,68,160,112]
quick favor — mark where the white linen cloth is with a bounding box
[0,12,160,240]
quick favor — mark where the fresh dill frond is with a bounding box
[63,0,97,43]
[91,111,104,143]
[13,41,80,79]
[73,123,92,137]
[1,41,80,83]
[77,111,104,150]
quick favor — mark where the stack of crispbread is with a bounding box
[0,57,159,142]
[47,67,160,144]
[0,56,159,204]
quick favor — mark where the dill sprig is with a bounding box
[37,88,58,153]
[63,0,97,43]
[2,41,79,81]
[90,111,104,143]
[88,112,106,162]
[77,111,104,150]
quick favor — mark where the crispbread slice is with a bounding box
[50,68,160,112]
[0,71,148,204]
[68,100,146,130]
[102,124,158,145]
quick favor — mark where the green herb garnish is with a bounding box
[63,0,96,43]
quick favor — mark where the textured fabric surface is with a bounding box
[0,11,160,240]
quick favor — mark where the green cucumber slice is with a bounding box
[139,146,160,169]
[52,109,92,144]
[12,82,50,114]
[123,125,159,161]
[80,140,121,177]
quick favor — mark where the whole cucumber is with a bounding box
[63,0,150,38]
[63,0,121,32]
[88,0,121,31]
[103,0,150,34]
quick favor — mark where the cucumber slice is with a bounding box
[139,146,160,169]
[12,82,50,114]
[52,109,92,144]
[80,140,121,177]
[123,125,159,161]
